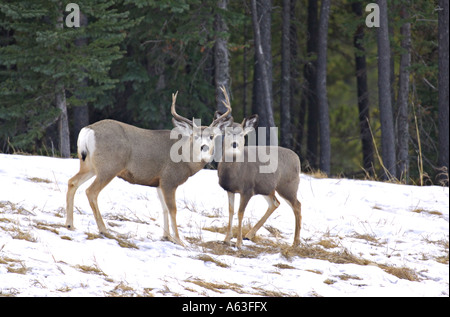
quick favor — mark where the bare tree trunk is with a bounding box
[243,19,249,118]
[290,0,303,156]
[55,83,70,158]
[352,2,374,177]
[251,0,275,145]
[377,0,397,179]
[305,0,319,169]
[397,3,411,183]
[56,6,70,158]
[280,0,292,148]
[214,0,230,114]
[316,0,331,175]
[72,11,89,153]
[438,0,449,185]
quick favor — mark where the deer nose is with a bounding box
[201,144,209,152]
[232,142,238,149]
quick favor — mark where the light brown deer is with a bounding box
[66,91,232,246]
[216,95,301,248]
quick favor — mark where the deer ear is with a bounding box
[242,114,258,135]
[212,112,233,133]
[215,116,233,133]
[214,111,223,121]
[172,118,193,136]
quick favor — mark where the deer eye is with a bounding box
[209,134,214,140]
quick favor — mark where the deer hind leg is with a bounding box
[158,187,184,247]
[85,173,116,235]
[278,192,302,247]
[236,193,251,249]
[245,193,280,241]
[224,191,235,245]
[66,162,95,230]
[289,198,302,247]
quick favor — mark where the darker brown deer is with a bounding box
[66,91,232,246]
[216,92,301,248]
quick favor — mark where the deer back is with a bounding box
[218,146,300,196]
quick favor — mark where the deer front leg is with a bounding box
[236,194,251,249]
[224,191,235,245]
[158,187,184,247]
[157,187,171,241]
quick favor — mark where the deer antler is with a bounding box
[211,86,232,126]
[171,91,192,125]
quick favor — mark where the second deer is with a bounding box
[216,90,302,248]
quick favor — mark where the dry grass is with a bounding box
[323,278,336,285]
[85,232,138,249]
[411,208,443,217]
[428,237,449,264]
[435,254,449,265]
[27,177,51,184]
[352,232,380,245]
[196,254,230,268]
[33,220,65,235]
[1,256,29,275]
[337,274,363,281]
[1,225,37,243]
[0,288,20,297]
[105,213,150,225]
[273,263,296,270]
[185,278,244,294]
[198,239,279,259]
[56,286,72,293]
[192,233,422,282]
[308,170,329,179]
[75,264,107,277]
[0,201,35,216]
[203,222,253,238]
[378,265,419,281]
[185,277,297,297]
[105,282,154,297]
[280,243,370,266]
[250,286,297,297]
[317,239,339,249]
[181,199,223,219]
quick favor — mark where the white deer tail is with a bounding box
[77,127,96,161]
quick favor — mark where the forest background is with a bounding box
[0,0,448,186]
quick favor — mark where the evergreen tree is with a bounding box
[0,0,132,153]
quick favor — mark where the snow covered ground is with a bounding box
[0,153,448,297]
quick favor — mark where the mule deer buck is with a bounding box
[66,91,232,246]
[216,92,301,248]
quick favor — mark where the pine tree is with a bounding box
[0,0,132,153]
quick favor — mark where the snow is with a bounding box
[0,153,448,297]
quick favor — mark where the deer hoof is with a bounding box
[163,235,185,247]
